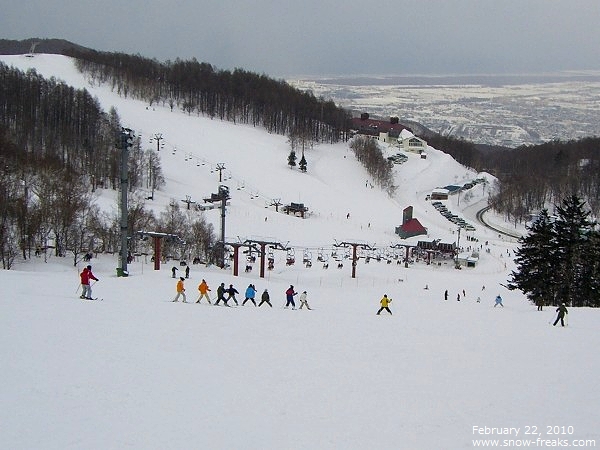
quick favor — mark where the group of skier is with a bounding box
[78,266,569,325]
[171,278,312,310]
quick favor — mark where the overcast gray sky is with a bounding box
[2,0,600,77]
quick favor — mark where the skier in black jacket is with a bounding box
[258,289,272,307]
[214,282,229,306]
[226,284,239,306]
[553,303,568,326]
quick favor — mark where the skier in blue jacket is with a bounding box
[494,295,504,307]
[243,284,257,306]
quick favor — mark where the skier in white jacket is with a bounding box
[299,291,312,310]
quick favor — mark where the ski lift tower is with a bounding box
[136,231,185,270]
[202,185,230,268]
[333,240,375,278]
[118,128,135,276]
[242,239,290,278]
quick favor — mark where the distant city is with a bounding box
[289,73,600,147]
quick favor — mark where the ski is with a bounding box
[81,297,103,301]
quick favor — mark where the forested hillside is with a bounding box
[67,49,351,143]
[0,62,121,188]
[0,49,353,267]
[425,134,600,221]
[1,44,599,270]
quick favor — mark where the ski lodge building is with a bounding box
[350,113,428,153]
[350,113,410,144]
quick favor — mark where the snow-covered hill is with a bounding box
[1,54,598,449]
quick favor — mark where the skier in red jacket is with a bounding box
[285,285,297,309]
[80,265,99,299]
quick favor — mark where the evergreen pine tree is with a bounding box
[552,194,595,307]
[299,154,307,172]
[575,224,600,307]
[287,150,297,168]
[509,209,558,308]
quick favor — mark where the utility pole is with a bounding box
[119,127,134,276]
[455,227,461,268]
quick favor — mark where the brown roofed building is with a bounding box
[350,113,412,143]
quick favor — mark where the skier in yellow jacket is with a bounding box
[376,294,392,315]
[172,277,187,302]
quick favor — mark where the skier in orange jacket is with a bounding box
[196,279,211,304]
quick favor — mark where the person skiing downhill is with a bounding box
[258,289,272,307]
[243,284,257,306]
[494,295,504,307]
[285,285,297,309]
[172,277,187,302]
[196,279,212,304]
[79,265,99,300]
[553,303,568,326]
[377,294,392,315]
[298,291,312,310]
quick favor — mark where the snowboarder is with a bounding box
[196,279,212,304]
[79,265,99,300]
[214,282,229,306]
[285,285,297,309]
[258,289,272,307]
[494,295,504,307]
[377,294,392,315]
[243,284,257,306]
[553,303,568,327]
[298,291,312,310]
[226,284,239,306]
[172,277,187,302]
[457,293,461,302]
[444,289,448,301]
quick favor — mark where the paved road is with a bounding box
[476,206,522,239]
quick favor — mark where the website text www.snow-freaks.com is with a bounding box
[472,426,596,447]
[472,438,596,447]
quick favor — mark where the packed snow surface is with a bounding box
[1,54,598,449]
